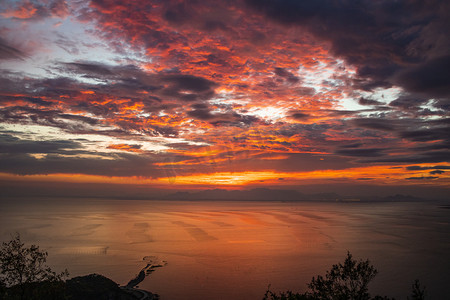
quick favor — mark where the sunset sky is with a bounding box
[0,0,449,198]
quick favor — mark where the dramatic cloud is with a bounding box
[335,148,385,158]
[0,0,69,20]
[246,0,450,97]
[0,134,82,154]
[0,0,448,197]
[0,38,25,60]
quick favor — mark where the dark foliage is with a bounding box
[263,287,311,300]
[0,233,68,288]
[408,279,426,300]
[65,274,135,300]
[263,252,422,300]
[1,274,138,300]
[0,234,68,300]
[3,280,66,300]
[308,252,377,300]
[0,235,138,300]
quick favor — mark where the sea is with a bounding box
[1,198,449,299]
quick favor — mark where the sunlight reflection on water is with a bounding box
[1,199,449,299]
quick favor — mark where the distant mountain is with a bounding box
[376,194,424,202]
[163,188,306,201]
[162,188,424,202]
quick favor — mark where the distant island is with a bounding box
[159,188,425,202]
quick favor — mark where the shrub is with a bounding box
[0,233,68,299]
[307,252,377,300]
[263,252,402,300]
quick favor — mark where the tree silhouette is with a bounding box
[0,233,68,299]
[408,279,426,300]
[263,252,402,300]
[308,251,378,300]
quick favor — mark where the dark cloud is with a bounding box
[363,150,450,164]
[63,62,114,76]
[54,33,81,55]
[389,94,429,110]
[429,170,445,175]
[0,70,189,140]
[31,76,89,98]
[57,62,218,102]
[1,0,69,20]
[0,38,25,60]
[0,89,54,106]
[432,98,450,111]
[0,151,165,177]
[0,62,219,138]
[352,118,397,131]
[358,97,384,106]
[406,165,450,171]
[161,74,217,102]
[246,0,450,98]
[163,3,191,25]
[161,0,238,34]
[0,106,101,133]
[0,134,177,177]
[79,0,189,54]
[339,143,364,149]
[406,176,439,180]
[0,134,82,154]
[58,114,100,126]
[325,110,364,117]
[289,111,310,120]
[274,67,300,83]
[49,0,69,18]
[428,118,450,127]
[351,116,450,147]
[115,118,180,137]
[296,86,316,96]
[400,126,449,142]
[395,55,450,98]
[187,104,215,121]
[335,148,385,157]
[187,103,259,127]
[147,125,179,137]
[276,123,331,139]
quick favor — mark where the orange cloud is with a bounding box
[107,144,143,153]
[1,1,37,19]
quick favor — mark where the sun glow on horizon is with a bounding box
[1,162,448,188]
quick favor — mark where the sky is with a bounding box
[0,0,449,199]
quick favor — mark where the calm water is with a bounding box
[1,199,449,299]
